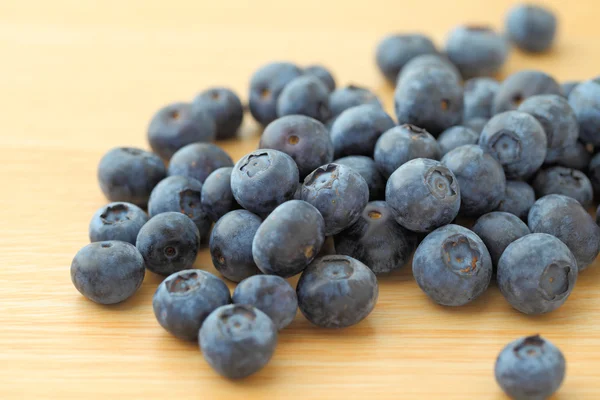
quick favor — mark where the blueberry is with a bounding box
[498,233,577,315]
[375,34,437,83]
[200,167,240,222]
[479,111,547,179]
[374,124,441,179]
[334,201,412,275]
[232,275,297,330]
[394,67,463,136]
[568,78,600,146]
[89,202,149,245]
[147,102,216,160]
[442,145,506,217]
[192,87,243,140]
[496,180,536,220]
[463,78,500,120]
[249,62,303,126]
[301,163,369,236]
[303,64,336,92]
[546,140,591,170]
[495,335,565,399]
[153,269,230,341]
[167,143,233,184]
[445,25,508,79]
[210,210,262,283]
[471,212,530,270]
[328,85,382,119]
[561,80,579,98]
[412,224,492,306]
[386,158,461,233]
[528,194,600,271]
[463,117,489,134]
[71,241,145,304]
[333,155,386,200]
[199,304,277,379]
[97,147,166,207]
[518,94,579,161]
[230,149,299,216]
[330,104,395,158]
[136,212,200,276]
[252,200,325,277]
[147,175,211,240]
[296,255,378,328]
[492,70,562,114]
[437,126,480,156]
[589,153,600,193]
[259,115,333,179]
[276,76,331,122]
[397,54,462,84]
[506,4,557,52]
[533,166,593,207]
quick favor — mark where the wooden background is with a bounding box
[2,0,600,398]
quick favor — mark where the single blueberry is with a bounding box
[276,76,331,122]
[533,166,593,207]
[568,78,600,146]
[463,78,500,120]
[492,70,562,114]
[167,143,233,183]
[89,202,149,245]
[200,167,240,222]
[496,180,536,220]
[71,241,145,305]
[397,54,462,84]
[546,141,591,170]
[297,255,378,328]
[328,85,382,119]
[375,33,438,83]
[506,4,557,52]
[333,155,386,200]
[153,269,230,341]
[192,87,244,140]
[437,126,480,156]
[303,64,336,92]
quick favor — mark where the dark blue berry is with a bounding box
[333,156,385,200]
[533,166,593,207]
[375,34,437,83]
[200,167,240,222]
[496,180,536,220]
[276,76,331,122]
[568,78,600,146]
[328,85,382,119]
[167,143,233,183]
[493,70,562,114]
[437,126,480,156]
[192,87,244,140]
[506,4,557,52]
[303,65,336,92]
[89,202,149,245]
[463,78,499,120]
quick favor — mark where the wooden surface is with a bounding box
[3,0,600,398]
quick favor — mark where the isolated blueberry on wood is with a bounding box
[200,167,240,222]
[192,87,244,140]
[89,202,149,245]
[153,269,230,341]
[375,33,438,83]
[496,180,536,220]
[506,4,557,52]
[167,143,233,184]
[71,241,145,305]
[333,156,386,200]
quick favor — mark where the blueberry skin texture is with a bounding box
[492,70,562,114]
[97,147,166,207]
[232,275,298,330]
[374,124,441,179]
[528,194,600,271]
[147,176,211,240]
[562,81,579,98]
[463,78,500,120]
[303,65,336,92]
[192,87,243,140]
[276,76,331,122]
[445,26,508,79]
[375,33,437,83]
[463,117,489,134]
[199,304,277,380]
[437,126,480,156]
[153,270,231,341]
[259,115,333,179]
[334,201,412,275]
[147,102,216,161]
[200,167,240,222]
[210,210,262,283]
[506,4,557,53]
[496,180,536,220]
[495,335,565,400]
[71,241,145,305]
[517,94,579,160]
[441,145,506,217]
[547,140,591,170]
[386,158,461,233]
[533,167,593,207]
[301,164,369,236]
[568,79,600,146]
[472,212,530,269]
[479,111,547,179]
[498,233,577,315]
[394,67,463,136]
[230,149,299,216]
[252,200,325,277]
[328,85,382,119]
[296,255,378,328]
[412,224,492,306]
[589,153,600,193]
[89,202,149,245]
[167,143,233,184]
[136,212,200,276]
[397,54,462,84]
[330,104,395,158]
[333,156,385,200]
[248,62,303,126]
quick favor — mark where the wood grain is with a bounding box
[2,0,600,398]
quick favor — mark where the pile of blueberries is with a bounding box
[70,3,598,398]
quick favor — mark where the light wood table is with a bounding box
[2,0,600,398]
